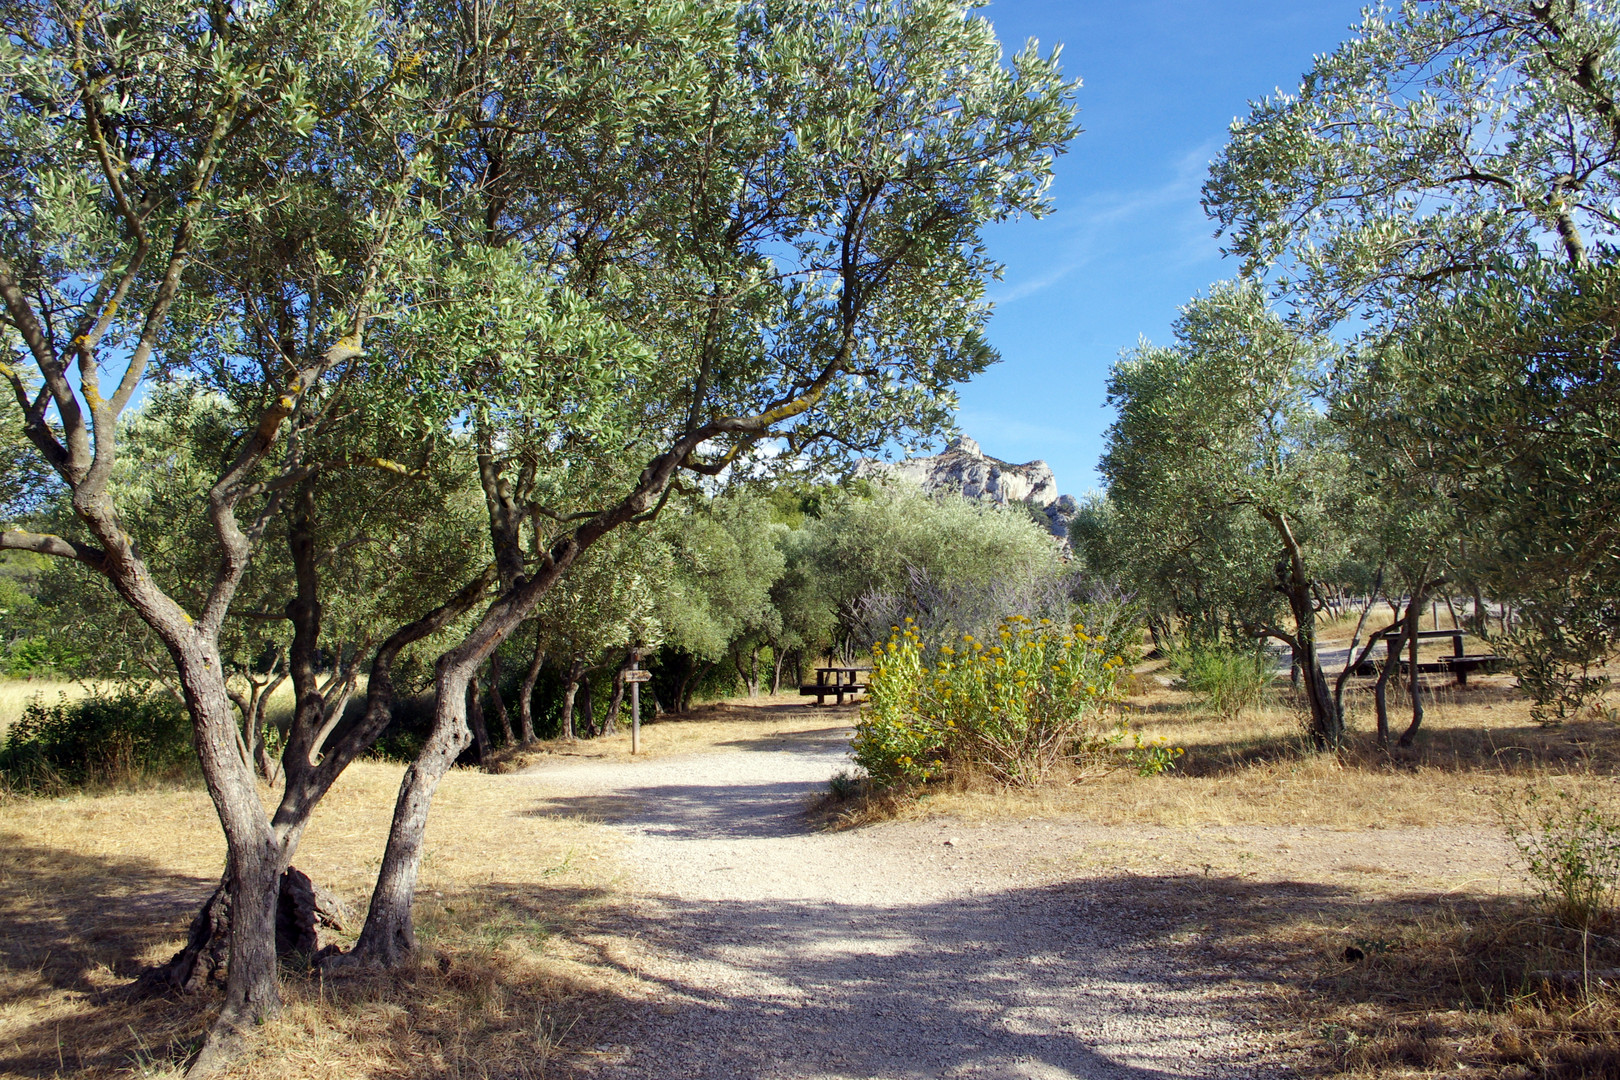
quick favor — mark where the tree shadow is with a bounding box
[0,833,224,1075]
[576,874,1305,1079]
[524,778,833,840]
[0,832,217,997]
[0,834,625,1078]
[578,872,1620,1079]
[712,724,855,754]
[4,820,1599,1079]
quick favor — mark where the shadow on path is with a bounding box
[582,873,1342,1080]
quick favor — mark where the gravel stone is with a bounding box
[518,720,1298,1079]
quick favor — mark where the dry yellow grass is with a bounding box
[486,693,855,772]
[835,653,1619,830]
[0,759,635,1078]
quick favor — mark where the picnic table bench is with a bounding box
[1350,629,1507,686]
[800,666,868,706]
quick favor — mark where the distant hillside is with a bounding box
[855,436,1078,540]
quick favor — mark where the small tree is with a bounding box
[1102,283,1349,747]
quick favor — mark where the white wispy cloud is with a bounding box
[988,140,1223,306]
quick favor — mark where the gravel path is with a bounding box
[517,718,1290,1080]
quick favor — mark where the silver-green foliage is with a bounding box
[1207,0,1620,324]
[1504,787,1620,929]
[1172,645,1273,721]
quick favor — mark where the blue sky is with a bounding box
[956,0,1369,496]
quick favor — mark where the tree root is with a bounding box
[128,867,350,999]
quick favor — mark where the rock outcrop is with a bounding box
[856,436,1078,541]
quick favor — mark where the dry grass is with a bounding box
[485,693,856,773]
[1186,878,1620,1078]
[827,652,1620,830]
[0,760,638,1078]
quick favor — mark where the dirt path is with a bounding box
[516,704,1514,1079]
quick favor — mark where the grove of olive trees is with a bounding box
[0,0,1076,1069]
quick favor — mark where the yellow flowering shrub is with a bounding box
[853,615,1136,787]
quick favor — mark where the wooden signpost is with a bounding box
[625,666,651,754]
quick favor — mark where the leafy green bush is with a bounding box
[1173,645,1272,720]
[1507,596,1617,725]
[1503,788,1620,930]
[3,635,85,678]
[0,685,193,793]
[1123,732,1184,776]
[853,615,1141,788]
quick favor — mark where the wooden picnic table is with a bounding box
[1353,629,1507,686]
[799,665,869,706]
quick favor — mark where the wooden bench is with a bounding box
[800,666,868,706]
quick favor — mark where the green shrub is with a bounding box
[3,635,85,678]
[1507,597,1617,725]
[0,685,193,793]
[1123,732,1184,776]
[1173,645,1272,719]
[853,615,1143,788]
[1502,788,1620,930]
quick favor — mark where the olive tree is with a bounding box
[0,1,480,1063]
[336,0,1078,971]
[1203,0,1620,729]
[1101,283,1350,747]
[1206,0,1620,325]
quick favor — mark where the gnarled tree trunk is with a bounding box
[560,655,585,740]
[1265,511,1341,749]
[488,653,514,746]
[1398,585,1429,748]
[465,678,489,763]
[577,670,595,737]
[519,629,544,744]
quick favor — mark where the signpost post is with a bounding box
[625,664,651,755]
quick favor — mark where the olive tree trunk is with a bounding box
[488,654,514,746]
[1264,511,1341,749]
[560,655,586,741]
[519,629,544,744]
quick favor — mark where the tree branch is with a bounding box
[0,528,107,569]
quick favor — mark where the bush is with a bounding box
[1173,645,1272,719]
[1507,596,1617,725]
[1502,787,1620,930]
[3,635,85,678]
[0,685,193,793]
[853,615,1137,788]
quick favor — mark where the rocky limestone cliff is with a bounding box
[856,436,1079,540]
